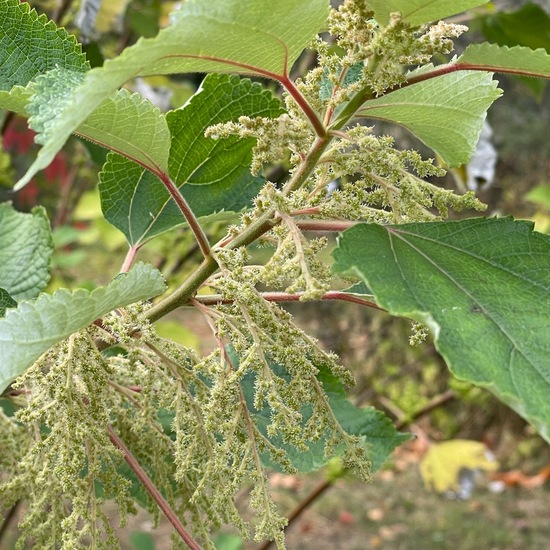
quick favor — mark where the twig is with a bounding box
[194,290,384,311]
[396,390,456,430]
[106,426,202,550]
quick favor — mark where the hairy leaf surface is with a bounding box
[0,263,166,394]
[365,0,488,26]
[0,204,53,301]
[100,74,284,245]
[0,0,88,91]
[14,0,328,188]
[333,218,550,441]
[358,71,501,167]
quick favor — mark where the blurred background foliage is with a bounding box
[2,1,550,548]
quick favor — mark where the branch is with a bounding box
[106,426,202,550]
[194,290,384,310]
[145,84,353,322]
[394,390,456,430]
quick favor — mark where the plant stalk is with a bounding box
[107,426,202,550]
[194,290,384,310]
[157,172,211,258]
[146,72,379,322]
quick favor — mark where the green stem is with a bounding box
[282,135,331,195]
[146,255,218,323]
[146,136,333,322]
[328,85,375,131]
[145,74,379,322]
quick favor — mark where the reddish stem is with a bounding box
[389,60,548,96]
[280,75,327,138]
[296,219,358,232]
[156,172,211,258]
[107,426,202,550]
[120,245,140,273]
[194,290,384,311]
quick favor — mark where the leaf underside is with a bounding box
[333,218,550,442]
[365,0,489,26]
[0,262,166,395]
[12,0,328,189]
[77,88,171,174]
[359,71,501,167]
[0,203,53,301]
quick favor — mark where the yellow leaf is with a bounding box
[420,439,498,493]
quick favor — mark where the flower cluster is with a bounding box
[327,0,468,96]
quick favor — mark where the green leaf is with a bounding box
[239,353,410,473]
[365,0,488,26]
[0,288,17,317]
[14,0,328,189]
[77,88,171,173]
[0,262,166,394]
[99,74,284,245]
[214,534,243,550]
[0,203,53,301]
[458,43,550,79]
[480,4,550,52]
[358,71,501,167]
[0,0,88,91]
[167,74,284,211]
[24,70,171,176]
[99,156,174,246]
[333,218,550,442]
[0,87,32,116]
[129,532,156,550]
